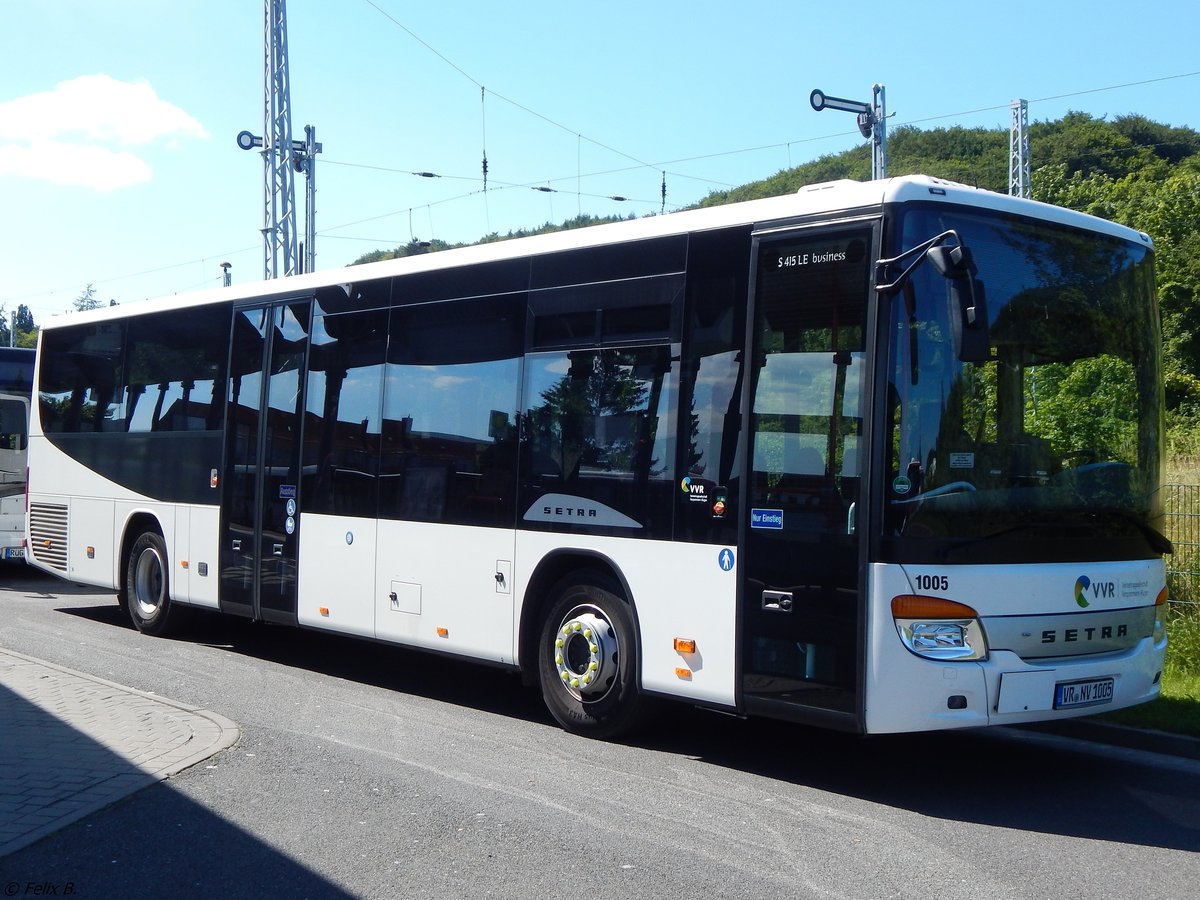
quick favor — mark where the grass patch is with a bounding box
[1105,468,1200,738]
[1097,604,1200,737]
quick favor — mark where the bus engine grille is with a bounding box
[29,502,68,574]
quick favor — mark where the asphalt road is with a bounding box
[1,562,1199,899]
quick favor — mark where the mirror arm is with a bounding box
[874,230,961,293]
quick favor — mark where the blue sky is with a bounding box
[2,0,1198,325]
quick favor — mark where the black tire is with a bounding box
[123,531,185,636]
[537,572,648,740]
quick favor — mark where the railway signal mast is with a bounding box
[237,0,321,279]
[810,84,887,180]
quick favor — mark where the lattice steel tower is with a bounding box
[264,0,297,278]
[1009,99,1031,199]
[238,0,320,279]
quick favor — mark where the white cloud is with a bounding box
[0,142,152,191]
[0,74,208,192]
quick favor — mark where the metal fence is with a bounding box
[1166,483,1200,610]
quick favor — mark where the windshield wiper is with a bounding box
[936,520,1059,559]
[1106,511,1174,555]
[936,513,1172,560]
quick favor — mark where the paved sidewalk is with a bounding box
[0,647,239,858]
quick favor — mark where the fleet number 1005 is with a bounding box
[914,574,949,592]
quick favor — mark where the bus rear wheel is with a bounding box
[537,574,647,740]
[123,531,184,636]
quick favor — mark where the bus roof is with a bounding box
[39,175,1152,332]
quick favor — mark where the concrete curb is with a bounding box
[0,647,240,859]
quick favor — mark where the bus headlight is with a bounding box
[892,595,988,661]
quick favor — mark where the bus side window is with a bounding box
[380,293,524,528]
[520,346,677,537]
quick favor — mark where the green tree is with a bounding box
[74,284,104,311]
[12,305,36,349]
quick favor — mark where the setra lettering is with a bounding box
[1041,624,1128,643]
[542,506,598,519]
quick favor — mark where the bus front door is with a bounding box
[740,225,873,728]
[220,300,311,625]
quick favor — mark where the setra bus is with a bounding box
[0,346,34,561]
[25,176,1170,737]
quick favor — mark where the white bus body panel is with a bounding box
[297,514,517,662]
[179,504,221,609]
[516,532,739,708]
[295,516,739,707]
[865,561,1167,733]
[26,435,223,605]
[372,520,516,662]
[297,514,379,639]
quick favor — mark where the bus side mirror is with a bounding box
[928,244,989,363]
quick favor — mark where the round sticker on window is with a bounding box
[892,475,912,495]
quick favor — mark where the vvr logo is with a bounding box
[1074,575,1116,608]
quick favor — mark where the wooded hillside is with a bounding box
[356,112,1200,450]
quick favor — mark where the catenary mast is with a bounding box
[1009,99,1031,199]
[239,0,321,279]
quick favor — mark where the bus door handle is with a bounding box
[272,542,284,556]
[231,539,241,551]
[762,590,793,613]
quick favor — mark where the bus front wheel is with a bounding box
[123,531,182,637]
[537,574,647,740]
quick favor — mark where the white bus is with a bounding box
[26,176,1170,737]
[0,347,34,561]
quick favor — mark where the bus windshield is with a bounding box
[882,205,1164,563]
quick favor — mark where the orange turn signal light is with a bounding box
[673,638,696,654]
[891,594,978,619]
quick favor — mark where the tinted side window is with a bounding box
[380,295,524,526]
[530,235,687,288]
[0,398,26,451]
[529,274,683,349]
[303,305,388,517]
[676,226,751,544]
[520,345,678,539]
[38,322,126,433]
[126,306,230,433]
[0,348,34,395]
[391,258,528,306]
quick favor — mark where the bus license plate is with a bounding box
[1054,677,1114,709]
[2,547,23,560]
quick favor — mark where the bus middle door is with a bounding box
[220,299,311,625]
